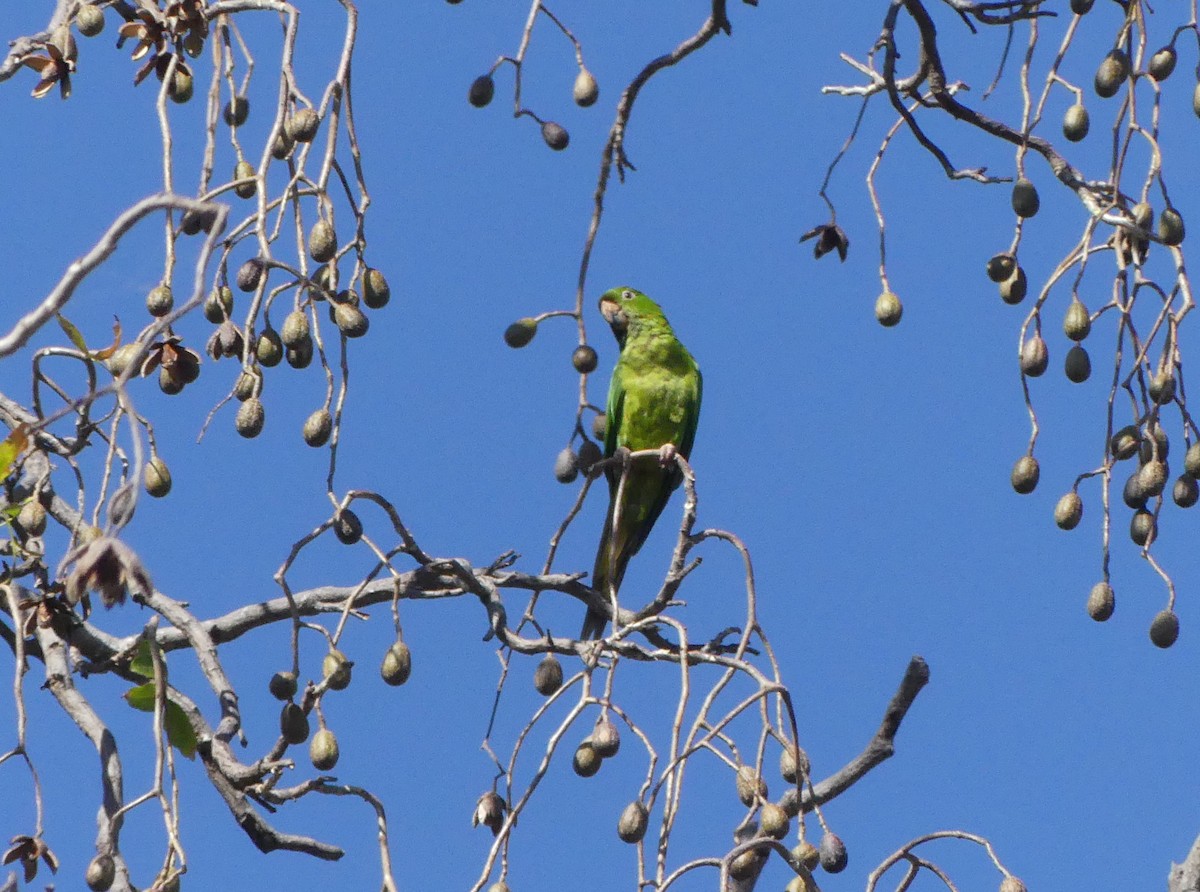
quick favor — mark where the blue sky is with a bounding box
[2,2,1199,890]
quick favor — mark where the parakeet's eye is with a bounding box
[621,290,633,301]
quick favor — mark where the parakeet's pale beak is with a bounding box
[599,295,625,327]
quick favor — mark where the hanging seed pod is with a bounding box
[1112,426,1141,461]
[333,508,363,545]
[271,128,294,160]
[223,95,250,126]
[591,715,621,758]
[572,345,599,373]
[308,220,338,263]
[204,286,234,323]
[554,447,579,483]
[303,409,332,447]
[735,765,767,806]
[286,108,321,143]
[1020,335,1048,376]
[1148,46,1177,82]
[874,291,902,326]
[1054,492,1083,530]
[533,654,563,695]
[818,831,848,873]
[269,670,298,701]
[381,639,412,686]
[363,268,390,309]
[144,457,172,498]
[541,121,569,151]
[1150,609,1179,647]
[146,284,174,317]
[760,802,790,839]
[334,303,370,338]
[1095,49,1130,98]
[468,74,495,107]
[504,318,538,347]
[322,649,353,690]
[1063,298,1091,341]
[281,310,311,348]
[617,801,648,843]
[257,327,283,367]
[1011,178,1040,218]
[1064,345,1091,383]
[310,727,340,770]
[76,6,106,38]
[1062,103,1089,141]
[233,160,256,199]
[1011,455,1039,494]
[573,68,599,107]
[1159,207,1186,246]
[573,740,601,777]
[1087,582,1114,622]
[999,267,1027,305]
[235,398,265,438]
[986,253,1016,283]
[280,702,309,744]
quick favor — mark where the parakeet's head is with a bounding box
[599,287,665,347]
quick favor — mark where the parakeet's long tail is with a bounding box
[583,510,629,639]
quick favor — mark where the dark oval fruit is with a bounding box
[147,284,174,317]
[223,95,250,126]
[1111,425,1140,461]
[554,447,579,483]
[533,654,563,695]
[169,69,193,103]
[1011,455,1040,494]
[363,268,390,309]
[1123,472,1148,510]
[999,266,1027,305]
[617,801,648,843]
[573,68,599,107]
[1070,0,1093,12]
[233,160,256,199]
[1158,207,1185,246]
[592,413,606,441]
[1062,103,1089,141]
[1020,335,1048,376]
[286,336,314,369]
[1011,178,1040,218]
[257,327,283,367]
[1054,492,1082,529]
[591,716,620,758]
[235,398,265,438]
[504,318,537,348]
[144,456,172,498]
[1149,46,1177,82]
[334,303,370,338]
[1063,298,1091,341]
[159,366,184,395]
[1173,474,1199,508]
[818,831,848,873]
[233,371,258,401]
[469,74,495,108]
[281,310,311,348]
[76,6,105,38]
[381,640,412,686]
[1095,50,1130,98]
[760,802,790,839]
[577,439,602,472]
[236,257,265,292]
[205,285,234,323]
[280,702,309,744]
[287,108,321,143]
[308,220,338,263]
[310,727,340,770]
[303,409,332,447]
[1150,609,1179,648]
[541,121,569,151]
[1130,508,1156,547]
[986,253,1016,283]
[573,741,601,777]
[1138,459,1167,497]
[333,508,362,545]
[1064,345,1091,383]
[875,291,902,326]
[1087,581,1114,622]
[572,345,598,373]
[271,128,295,160]
[735,765,767,806]
[269,670,298,701]
[1150,370,1176,404]
[792,840,820,871]
[322,649,353,690]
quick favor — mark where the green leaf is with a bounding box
[129,639,154,680]
[56,313,89,353]
[124,684,197,759]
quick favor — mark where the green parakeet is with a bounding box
[583,287,703,639]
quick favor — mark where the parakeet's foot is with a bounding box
[657,443,678,467]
